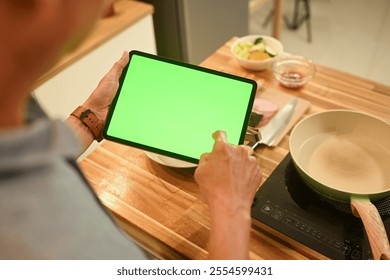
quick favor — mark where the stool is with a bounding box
[263,0,312,42]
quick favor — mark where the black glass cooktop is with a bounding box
[251,153,390,260]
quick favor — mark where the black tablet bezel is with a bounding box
[103,50,257,164]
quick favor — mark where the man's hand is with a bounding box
[82,51,129,122]
[67,52,129,151]
[194,130,262,259]
[195,130,262,213]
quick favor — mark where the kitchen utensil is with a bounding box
[289,110,390,259]
[250,98,297,149]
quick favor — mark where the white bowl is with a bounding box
[231,35,284,71]
[145,152,197,168]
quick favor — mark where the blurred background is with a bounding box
[249,0,390,86]
[140,0,389,86]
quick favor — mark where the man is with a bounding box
[0,0,262,259]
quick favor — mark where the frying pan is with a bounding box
[289,110,390,260]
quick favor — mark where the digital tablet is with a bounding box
[103,51,257,164]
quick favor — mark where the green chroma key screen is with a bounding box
[103,51,257,164]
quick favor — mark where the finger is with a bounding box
[198,153,210,163]
[196,153,210,173]
[238,144,254,156]
[108,51,129,79]
[119,51,129,65]
[212,130,227,143]
[211,130,229,154]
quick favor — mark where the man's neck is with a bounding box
[0,90,27,129]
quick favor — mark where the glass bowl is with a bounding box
[272,55,316,88]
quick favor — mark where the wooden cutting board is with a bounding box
[255,87,311,146]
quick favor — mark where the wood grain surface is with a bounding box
[80,37,390,260]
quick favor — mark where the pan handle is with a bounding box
[351,199,390,260]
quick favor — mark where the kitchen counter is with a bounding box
[79,38,390,259]
[33,0,154,88]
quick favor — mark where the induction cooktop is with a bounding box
[251,153,390,260]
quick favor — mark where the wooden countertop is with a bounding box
[33,0,153,89]
[79,38,390,260]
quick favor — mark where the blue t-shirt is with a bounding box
[0,98,147,259]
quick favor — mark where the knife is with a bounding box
[248,98,298,149]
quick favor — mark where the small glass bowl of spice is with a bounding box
[272,55,316,88]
